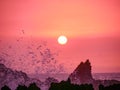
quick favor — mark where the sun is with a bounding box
[58,35,68,45]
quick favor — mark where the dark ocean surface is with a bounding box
[29,73,120,81]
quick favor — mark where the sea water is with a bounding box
[30,73,120,81]
[93,73,120,81]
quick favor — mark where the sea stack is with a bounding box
[69,59,94,84]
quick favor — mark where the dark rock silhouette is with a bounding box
[1,85,11,90]
[69,59,94,84]
[16,85,28,90]
[49,80,94,90]
[28,83,41,90]
[99,84,120,90]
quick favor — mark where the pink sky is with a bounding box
[0,0,120,73]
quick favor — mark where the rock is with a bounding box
[69,59,94,84]
[69,59,120,90]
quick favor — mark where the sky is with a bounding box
[0,0,120,73]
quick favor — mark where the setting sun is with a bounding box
[58,35,68,45]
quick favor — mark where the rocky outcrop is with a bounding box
[69,59,94,84]
[69,59,120,90]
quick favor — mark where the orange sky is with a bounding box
[0,0,120,73]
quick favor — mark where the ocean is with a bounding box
[93,73,120,81]
[30,73,120,81]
